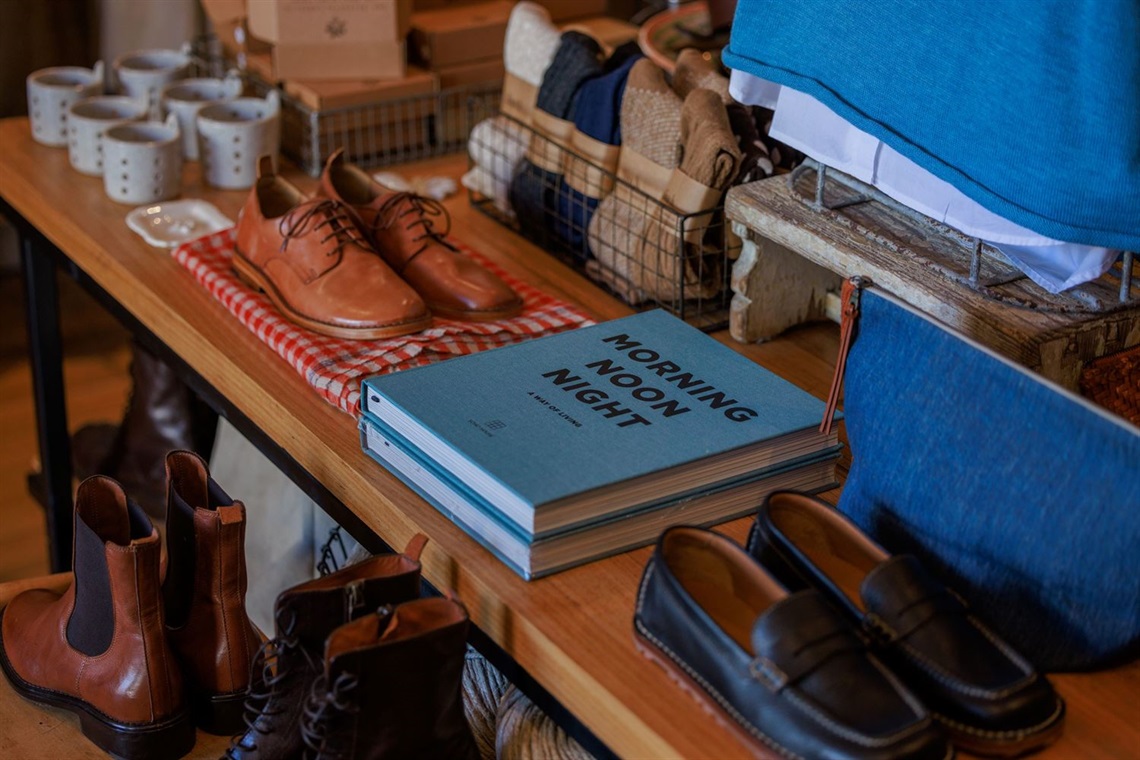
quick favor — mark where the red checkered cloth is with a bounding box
[173,228,594,417]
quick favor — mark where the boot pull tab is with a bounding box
[403,532,429,562]
[256,154,275,179]
[820,277,866,436]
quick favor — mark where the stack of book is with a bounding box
[359,310,841,579]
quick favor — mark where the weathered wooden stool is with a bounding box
[725,162,1140,391]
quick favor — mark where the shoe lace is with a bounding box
[371,191,458,266]
[225,612,316,757]
[278,198,370,258]
[300,670,360,760]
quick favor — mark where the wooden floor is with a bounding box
[0,269,131,582]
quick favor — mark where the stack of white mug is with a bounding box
[26,43,280,205]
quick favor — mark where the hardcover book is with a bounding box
[360,416,839,579]
[360,310,840,537]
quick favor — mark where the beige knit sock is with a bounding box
[587,59,682,303]
[672,48,731,104]
[639,87,742,302]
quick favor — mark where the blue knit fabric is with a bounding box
[554,52,643,253]
[723,0,1140,250]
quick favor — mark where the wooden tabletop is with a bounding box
[0,117,1135,759]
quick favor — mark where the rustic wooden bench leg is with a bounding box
[729,222,844,343]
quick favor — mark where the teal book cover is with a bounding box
[361,310,839,534]
[359,415,840,579]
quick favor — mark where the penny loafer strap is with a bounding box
[751,592,867,691]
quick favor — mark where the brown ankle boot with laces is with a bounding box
[319,149,523,322]
[234,156,431,340]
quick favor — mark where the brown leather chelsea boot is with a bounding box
[0,476,195,760]
[226,533,428,760]
[319,149,524,322]
[299,596,480,760]
[233,156,431,340]
[163,449,262,735]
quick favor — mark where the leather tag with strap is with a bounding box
[821,277,866,435]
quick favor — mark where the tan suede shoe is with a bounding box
[234,157,431,340]
[318,150,524,322]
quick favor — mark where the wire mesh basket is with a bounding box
[466,112,739,330]
[190,35,503,177]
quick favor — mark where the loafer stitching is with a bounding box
[634,566,804,760]
[891,634,1036,700]
[932,697,1065,740]
[636,564,934,753]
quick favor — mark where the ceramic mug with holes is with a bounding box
[196,90,280,190]
[67,96,149,176]
[161,71,243,160]
[113,46,191,119]
[102,113,182,204]
[26,62,105,147]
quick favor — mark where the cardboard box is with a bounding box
[248,0,412,44]
[535,0,608,22]
[272,39,407,81]
[247,0,411,80]
[435,57,504,89]
[201,0,245,23]
[561,16,639,51]
[283,65,437,109]
[409,0,513,69]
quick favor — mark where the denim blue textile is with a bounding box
[838,288,1140,671]
[722,1,1140,250]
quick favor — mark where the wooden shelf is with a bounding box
[0,117,1135,758]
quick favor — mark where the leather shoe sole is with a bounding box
[0,625,196,760]
[232,248,432,340]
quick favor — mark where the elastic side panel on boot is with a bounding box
[207,477,234,509]
[67,513,116,657]
[163,489,198,629]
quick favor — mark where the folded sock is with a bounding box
[463,116,530,216]
[556,51,643,254]
[504,2,561,86]
[672,48,731,103]
[511,32,605,239]
[587,59,683,302]
[639,88,742,301]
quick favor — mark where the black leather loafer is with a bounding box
[749,492,1065,757]
[634,526,952,759]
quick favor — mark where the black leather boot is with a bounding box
[225,535,426,760]
[299,596,479,760]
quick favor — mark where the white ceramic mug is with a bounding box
[113,46,191,119]
[102,113,183,204]
[26,62,105,147]
[196,90,280,190]
[161,71,243,160]
[67,96,149,176]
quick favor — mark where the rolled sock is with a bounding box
[555,51,643,255]
[587,59,682,303]
[510,32,604,239]
[639,88,742,301]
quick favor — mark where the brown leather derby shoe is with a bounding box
[318,150,524,322]
[234,157,431,340]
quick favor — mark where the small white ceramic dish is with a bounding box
[125,199,233,248]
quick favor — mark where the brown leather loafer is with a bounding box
[318,150,524,322]
[234,157,431,340]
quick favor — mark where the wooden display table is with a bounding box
[726,166,1140,391]
[1,117,1136,758]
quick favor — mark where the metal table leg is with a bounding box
[20,232,73,572]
